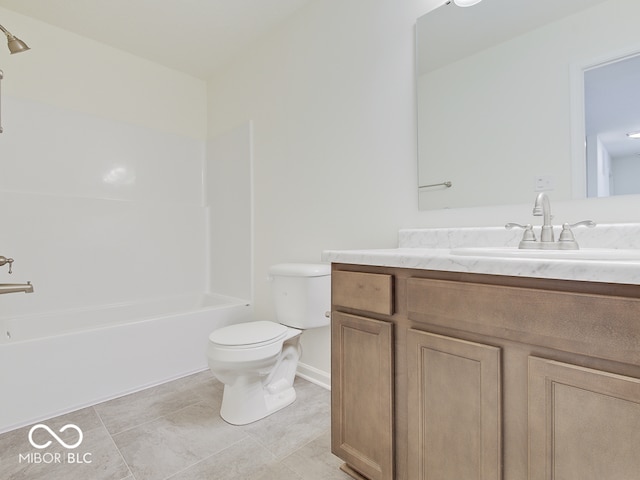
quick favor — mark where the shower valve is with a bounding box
[0,256,14,274]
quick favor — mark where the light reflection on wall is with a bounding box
[102,165,136,186]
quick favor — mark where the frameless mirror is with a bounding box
[416,0,640,210]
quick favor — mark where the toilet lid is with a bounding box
[209,320,288,347]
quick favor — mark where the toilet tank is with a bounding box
[268,263,331,329]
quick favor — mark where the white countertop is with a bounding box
[322,224,640,285]
[321,247,640,285]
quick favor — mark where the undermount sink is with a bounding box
[450,247,640,262]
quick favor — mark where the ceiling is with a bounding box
[0,0,315,79]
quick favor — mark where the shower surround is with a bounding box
[0,97,249,432]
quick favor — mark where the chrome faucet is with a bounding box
[0,255,35,294]
[0,282,34,294]
[532,192,554,242]
[506,194,595,250]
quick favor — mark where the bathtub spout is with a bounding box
[0,282,34,295]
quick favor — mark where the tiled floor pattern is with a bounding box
[0,372,351,480]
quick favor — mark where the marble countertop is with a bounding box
[321,224,640,285]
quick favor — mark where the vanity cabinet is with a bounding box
[331,270,395,480]
[330,263,640,480]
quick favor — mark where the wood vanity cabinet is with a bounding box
[330,263,640,480]
[331,270,395,480]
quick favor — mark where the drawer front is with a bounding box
[406,277,640,366]
[332,270,394,315]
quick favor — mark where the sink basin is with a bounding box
[450,247,640,262]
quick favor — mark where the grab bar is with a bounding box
[419,181,453,189]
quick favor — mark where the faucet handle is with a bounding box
[565,220,596,229]
[558,220,596,247]
[0,256,14,274]
[505,222,531,230]
[505,223,536,243]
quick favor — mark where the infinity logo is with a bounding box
[28,424,83,450]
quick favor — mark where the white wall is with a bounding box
[0,8,206,139]
[3,0,640,385]
[206,0,419,377]
[0,8,209,318]
[612,154,640,195]
[206,0,640,378]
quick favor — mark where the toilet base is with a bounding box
[210,334,302,425]
[220,377,297,425]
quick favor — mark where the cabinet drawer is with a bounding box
[406,277,640,366]
[332,270,394,315]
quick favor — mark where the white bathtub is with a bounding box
[0,293,252,433]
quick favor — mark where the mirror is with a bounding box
[416,0,640,210]
[585,54,640,197]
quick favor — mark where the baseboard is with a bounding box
[296,362,330,390]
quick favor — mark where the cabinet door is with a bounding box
[529,357,640,480]
[331,312,394,480]
[407,329,502,480]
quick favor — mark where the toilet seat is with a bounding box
[208,320,301,366]
[209,321,288,349]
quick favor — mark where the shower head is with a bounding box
[0,23,30,54]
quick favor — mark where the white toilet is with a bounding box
[207,263,331,425]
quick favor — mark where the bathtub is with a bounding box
[0,293,252,433]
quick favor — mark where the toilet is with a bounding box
[207,263,331,425]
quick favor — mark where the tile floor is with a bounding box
[0,372,351,480]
